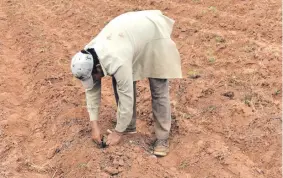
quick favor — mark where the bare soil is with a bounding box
[0,0,282,177]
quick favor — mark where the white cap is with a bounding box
[71,51,95,90]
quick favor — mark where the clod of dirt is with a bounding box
[104,166,119,175]
[133,147,141,153]
[97,172,110,178]
[116,152,123,156]
[125,151,137,159]
[185,173,192,178]
[181,28,187,32]
[136,155,143,165]
[201,88,214,97]
[47,151,55,159]
[47,147,60,159]
[118,167,124,173]
[206,148,214,154]
[118,159,124,166]
[222,91,234,99]
[189,74,201,79]
[55,147,60,153]
[113,159,120,166]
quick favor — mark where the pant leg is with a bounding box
[112,77,137,129]
[149,78,171,139]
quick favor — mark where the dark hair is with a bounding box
[81,48,100,74]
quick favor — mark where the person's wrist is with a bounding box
[92,121,99,129]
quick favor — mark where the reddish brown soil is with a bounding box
[0,0,282,177]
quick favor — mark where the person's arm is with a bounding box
[106,63,134,145]
[85,80,101,121]
[113,64,134,132]
[85,80,102,143]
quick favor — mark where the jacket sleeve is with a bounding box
[113,64,134,132]
[85,80,101,121]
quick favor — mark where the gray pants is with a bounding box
[112,78,171,139]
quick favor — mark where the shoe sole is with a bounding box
[123,131,137,134]
[153,151,168,156]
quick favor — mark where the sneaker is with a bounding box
[123,127,137,134]
[153,139,169,156]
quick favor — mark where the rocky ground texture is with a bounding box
[0,0,282,177]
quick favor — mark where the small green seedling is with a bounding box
[207,105,216,112]
[244,95,252,107]
[208,56,216,63]
[182,113,192,119]
[179,160,189,169]
[274,90,281,96]
[215,36,225,43]
[208,6,217,12]
[78,163,88,168]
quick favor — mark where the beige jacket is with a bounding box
[84,10,182,132]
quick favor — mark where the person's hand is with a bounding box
[91,121,102,144]
[106,130,122,146]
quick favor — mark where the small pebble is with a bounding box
[206,148,214,154]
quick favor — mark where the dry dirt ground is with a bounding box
[0,0,282,177]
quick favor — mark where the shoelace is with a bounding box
[155,139,168,147]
